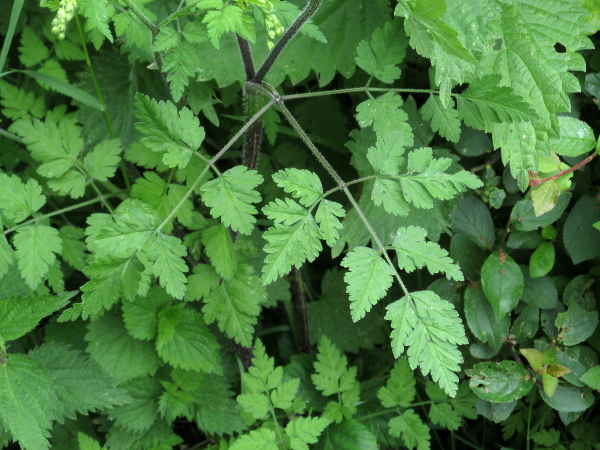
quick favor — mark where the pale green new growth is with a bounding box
[392,226,463,281]
[386,291,467,397]
[340,247,395,321]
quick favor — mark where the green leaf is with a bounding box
[18,27,49,68]
[367,131,409,175]
[230,428,278,450]
[456,75,539,128]
[78,0,115,49]
[86,313,161,383]
[511,192,571,231]
[203,264,265,347]
[59,226,86,271]
[262,214,323,285]
[271,378,300,411]
[263,198,309,225]
[0,173,46,223]
[272,168,323,207]
[28,342,128,421]
[13,224,62,289]
[340,246,395,321]
[315,200,345,247]
[315,420,378,450]
[204,5,254,48]
[396,0,476,64]
[286,416,330,450]
[133,93,205,169]
[0,79,45,120]
[356,92,414,138]
[385,291,467,397]
[551,116,595,157]
[539,384,594,413]
[156,305,222,374]
[421,95,461,143]
[481,252,524,320]
[378,357,416,408]
[556,301,599,346]
[464,285,510,350]
[400,148,483,209]
[122,286,172,341]
[201,223,236,280]
[580,366,600,390]
[108,377,161,432]
[468,361,534,403]
[307,269,386,353]
[200,165,263,235]
[529,242,555,278]
[0,354,57,450]
[355,20,407,83]
[452,196,495,250]
[0,292,72,343]
[388,409,431,450]
[562,195,600,264]
[312,336,358,397]
[185,264,221,301]
[95,199,160,258]
[83,139,122,181]
[392,226,463,281]
[144,233,188,300]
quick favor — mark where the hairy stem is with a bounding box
[2,192,125,236]
[276,101,411,297]
[75,15,130,193]
[293,268,310,354]
[237,36,255,81]
[253,0,324,83]
[156,98,277,233]
[281,86,439,101]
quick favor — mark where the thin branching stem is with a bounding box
[156,98,277,233]
[276,101,411,296]
[2,192,125,236]
[121,0,157,33]
[281,86,439,101]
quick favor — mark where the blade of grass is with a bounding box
[0,0,25,73]
[21,70,103,111]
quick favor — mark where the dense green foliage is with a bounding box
[1,0,600,448]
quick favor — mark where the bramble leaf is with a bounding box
[391,226,463,281]
[341,247,395,321]
[200,166,263,235]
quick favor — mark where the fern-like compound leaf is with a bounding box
[272,168,323,207]
[262,214,323,285]
[144,233,188,300]
[356,20,407,84]
[341,247,395,321]
[388,409,431,450]
[13,224,62,290]
[315,200,345,247]
[386,291,468,397]
[133,94,205,169]
[356,92,414,138]
[203,5,255,49]
[392,226,463,281]
[0,174,46,223]
[420,95,461,143]
[200,165,263,235]
[286,416,331,450]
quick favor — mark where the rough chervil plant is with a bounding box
[1,0,600,448]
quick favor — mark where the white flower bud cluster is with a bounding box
[51,0,79,40]
[264,13,284,50]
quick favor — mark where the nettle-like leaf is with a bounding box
[392,226,463,281]
[0,354,58,450]
[356,20,407,84]
[340,247,395,321]
[133,94,206,169]
[203,264,266,348]
[386,291,468,397]
[200,165,263,235]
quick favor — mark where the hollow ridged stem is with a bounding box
[253,0,323,83]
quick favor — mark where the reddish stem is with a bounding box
[529,152,597,186]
